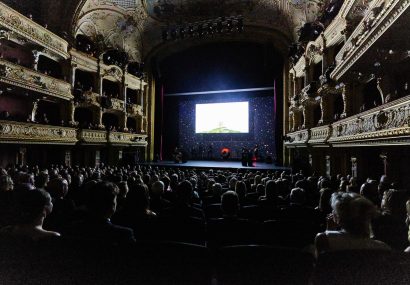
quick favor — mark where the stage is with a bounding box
[141,160,291,171]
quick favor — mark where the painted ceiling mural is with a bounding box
[73,0,330,61]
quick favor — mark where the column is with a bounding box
[120,113,127,131]
[319,93,333,124]
[98,75,104,96]
[70,65,77,87]
[31,99,40,122]
[32,51,40,71]
[97,108,104,128]
[68,101,76,125]
[341,83,353,118]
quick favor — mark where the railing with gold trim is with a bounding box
[0,2,69,59]
[284,129,310,146]
[108,132,147,146]
[77,129,107,144]
[309,125,332,144]
[328,95,410,143]
[0,120,77,144]
[110,98,125,111]
[126,103,143,117]
[332,0,410,80]
[285,95,410,147]
[0,58,73,100]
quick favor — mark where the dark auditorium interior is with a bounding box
[0,0,410,284]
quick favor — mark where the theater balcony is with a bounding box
[332,0,410,81]
[328,94,410,146]
[0,58,73,101]
[0,2,69,60]
[284,129,310,147]
[77,129,107,145]
[0,120,77,145]
[110,98,125,112]
[108,132,148,147]
[127,103,143,117]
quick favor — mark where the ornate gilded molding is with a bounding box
[127,103,143,117]
[110,98,125,112]
[77,129,107,144]
[309,125,332,144]
[70,49,98,72]
[0,2,69,59]
[76,91,101,108]
[0,59,73,100]
[108,132,148,146]
[332,0,410,80]
[101,65,124,82]
[0,120,77,145]
[284,129,310,146]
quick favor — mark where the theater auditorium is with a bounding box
[0,0,410,284]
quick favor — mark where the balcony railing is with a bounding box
[332,0,410,80]
[111,98,125,111]
[108,132,147,146]
[127,104,143,116]
[284,129,310,146]
[0,120,77,144]
[285,95,410,146]
[0,59,73,100]
[0,2,69,59]
[77,129,107,144]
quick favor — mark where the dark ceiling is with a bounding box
[158,42,283,94]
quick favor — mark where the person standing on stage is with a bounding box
[207,144,213,160]
[253,144,259,162]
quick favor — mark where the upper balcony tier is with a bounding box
[285,94,410,147]
[332,0,410,81]
[0,58,73,100]
[0,120,77,145]
[0,2,69,59]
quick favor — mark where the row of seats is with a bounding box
[0,239,409,285]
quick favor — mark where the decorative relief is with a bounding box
[127,104,143,116]
[0,59,73,100]
[108,132,148,145]
[70,49,98,72]
[0,2,69,59]
[102,66,124,82]
[309,125,332,144]
[286,95,410,146]
[332,0,410,80]
[0,120,77,144]
[78,129,107,143]
[110,98,125,111]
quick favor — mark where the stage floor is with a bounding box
[142,160,290,171]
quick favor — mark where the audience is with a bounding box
[315,192,390,254]
[0,163,409,284]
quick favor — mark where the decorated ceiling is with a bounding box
[71,0,330,62]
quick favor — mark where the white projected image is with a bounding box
[195,102,249,133]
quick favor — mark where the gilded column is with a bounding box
[341,83,353,118]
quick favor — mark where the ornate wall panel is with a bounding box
[0,59,73,100]
[0,2,69,59]
[77,129,107,144]
[0,120,77,144]
[108,131,147,146]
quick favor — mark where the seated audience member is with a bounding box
[315,192,391,254]
[44,178,75,232]
[258,180,284,220]
[162,180,204,220]
[405,200,410,253]
[0,175,15,227]
[235,181,247,206]
[65,181,135,245]
[113,184,156,241]
[0,189,60,241]
[150,181,171,214]
[207,191,257,247]
[372,189,408,250]
[280,188,321,223]
[35,171,49,191]
[360,180,380,206]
